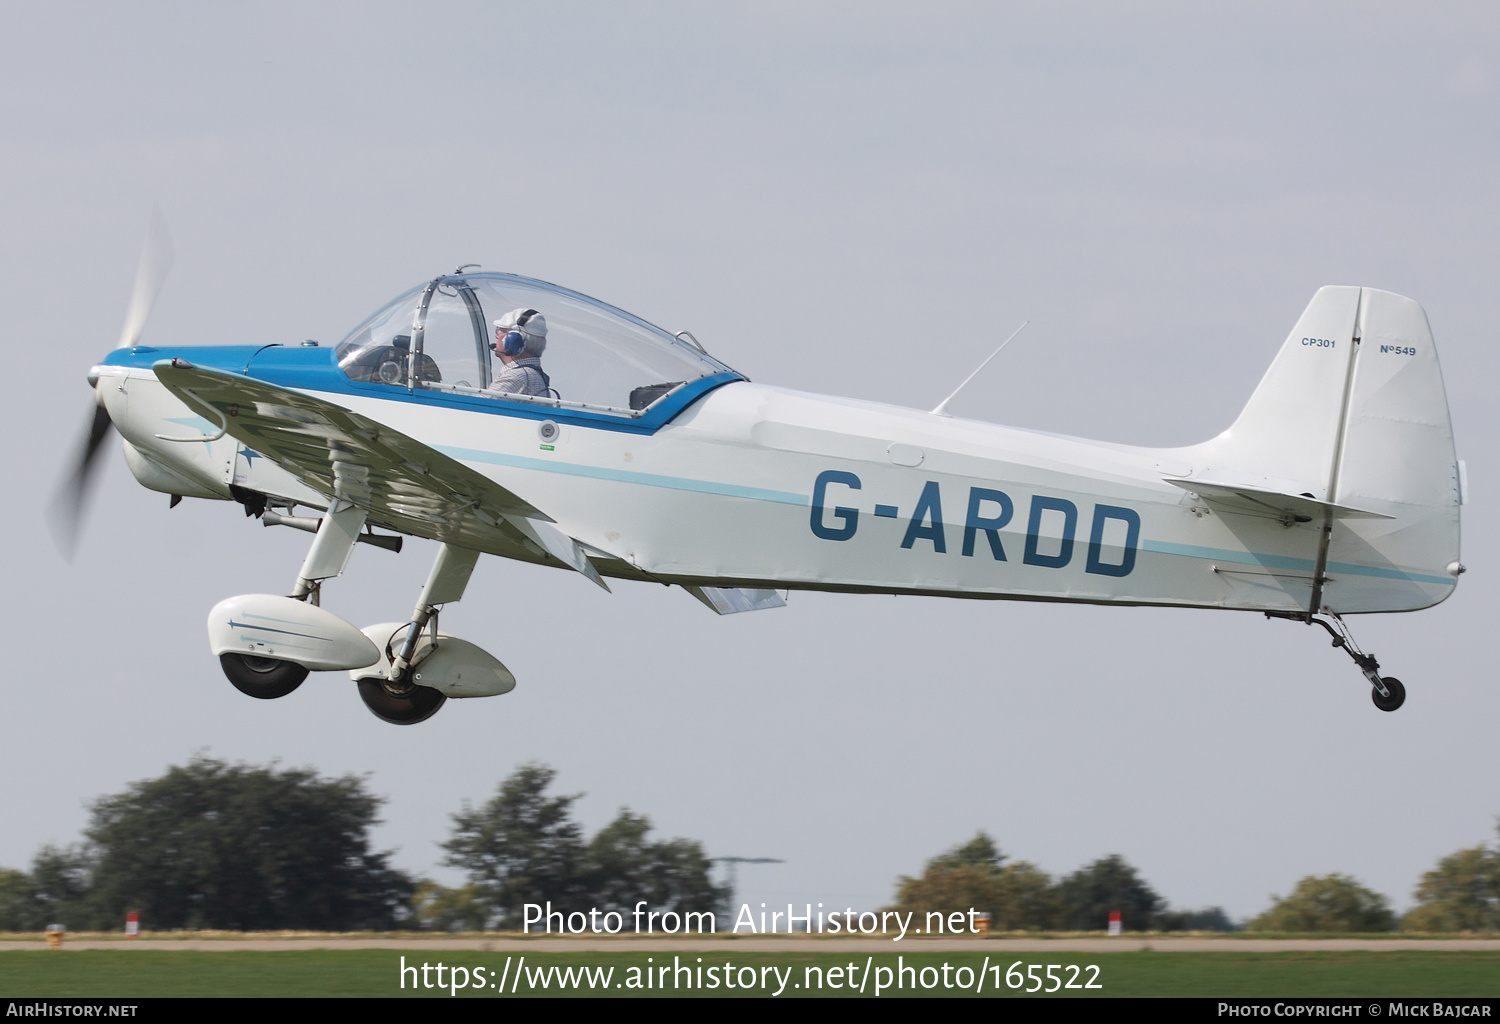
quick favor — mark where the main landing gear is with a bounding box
[220,653,309,699]
[206,498,514,725]
[1266,610,1406,712]
[348,544,482,725]
[356,676,447,726]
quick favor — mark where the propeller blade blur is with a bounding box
[54,208,173,556]
[116,206,174,350]
[50,404,116,559]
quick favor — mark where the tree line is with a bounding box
[0,758,725,932]
[891,829,1500,932]
[888,833,1235,932]
[2,756,1497,933]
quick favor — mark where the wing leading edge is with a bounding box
[153,359,609,590]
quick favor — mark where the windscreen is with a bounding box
[334,284,425,387]
[335,273,734,414]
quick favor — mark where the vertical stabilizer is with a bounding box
[1204,285,1361,498]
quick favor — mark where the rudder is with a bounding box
[1324,288,1461,611]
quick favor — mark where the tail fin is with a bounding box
[1206,285,1362,499]
[1187,286,1461,611]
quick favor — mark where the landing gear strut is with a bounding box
[349,543,483,725]
[1267,610,1406,712]
[212,499,505,725]
[383,544,480,695]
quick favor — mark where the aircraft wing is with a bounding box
[153,359,609,589]
[1162,478,1394,522]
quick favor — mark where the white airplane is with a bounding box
[56,228,1464,723]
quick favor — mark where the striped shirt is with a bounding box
[489,358,550,397]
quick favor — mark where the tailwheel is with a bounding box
[220,653,309,699]
[1266,610,1409,712]
[1371,676,1406,713]
[357,676,446,725]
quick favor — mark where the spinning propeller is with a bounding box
[50,208,175,558]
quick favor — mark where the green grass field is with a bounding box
[3,950,1499,998]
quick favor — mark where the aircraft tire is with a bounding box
[220,653,309,699]
[1371,676,1406,712]
[357,677,446,725]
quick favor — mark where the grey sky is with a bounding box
[3,2,1497,921]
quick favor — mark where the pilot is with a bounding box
[488,308,552,397]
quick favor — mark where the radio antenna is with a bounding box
[931,320,1029,417]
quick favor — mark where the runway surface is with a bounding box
[6,936,1500,953]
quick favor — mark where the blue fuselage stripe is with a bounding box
[436,446,809,506]
[1324,560,1458,587]
[1140,540,1455,587]
[1140,539,1316,571]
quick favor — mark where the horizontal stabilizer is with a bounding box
[684,585,787,615]
[1163,478,1393,522]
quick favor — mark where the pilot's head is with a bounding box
[493,308,548,360]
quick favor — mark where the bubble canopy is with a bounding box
[335,272,737,416]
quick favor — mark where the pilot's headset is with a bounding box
[493,308,548,358]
